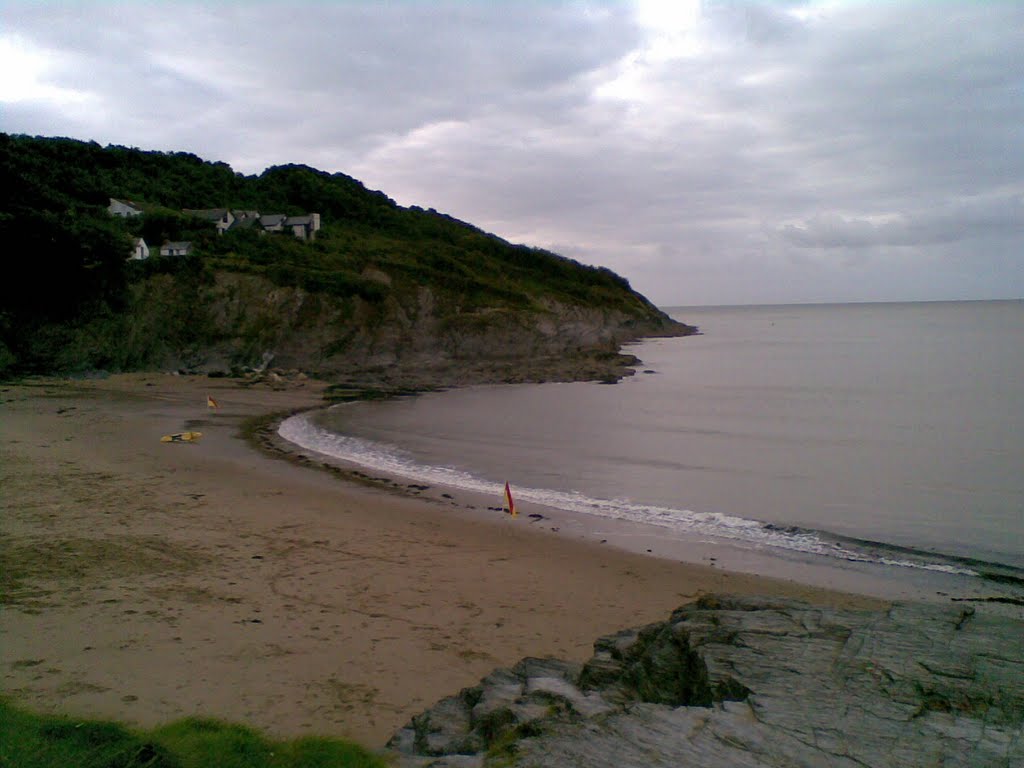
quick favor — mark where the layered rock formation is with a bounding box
[386,595,1024,767]
[125,272,693,388]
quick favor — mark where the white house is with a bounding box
[159,241,193,257]
[109,198,143,217]
[129,237,150,260]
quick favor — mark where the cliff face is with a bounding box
[115,271,694,388]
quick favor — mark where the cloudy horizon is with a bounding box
[2,1,1022,306]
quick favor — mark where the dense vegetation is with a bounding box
[0,133,669,376]
[0,698,386,768]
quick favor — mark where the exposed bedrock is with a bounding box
[385,595,1024,767]
[120,274,696,388]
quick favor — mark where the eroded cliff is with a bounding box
[113,270,694,388]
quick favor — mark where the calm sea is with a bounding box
[281,300,1024,585]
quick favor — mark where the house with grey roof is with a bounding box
[183,208,234,234]
[109,198,143,217]
[174,207,323,240]
[225,210,261,232]
[284,213,321,241]
[159,241,193,257]
[258,213,288,233]
[227,216,257,232]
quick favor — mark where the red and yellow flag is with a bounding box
[504,481,516,517]
[207,395,219,409]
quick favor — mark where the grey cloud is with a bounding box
[3,1,1022,305]
[780,195,1024,249]
[779,214,951,249]
[5,2,640,169]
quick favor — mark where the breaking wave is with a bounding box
[275,410,1024,581]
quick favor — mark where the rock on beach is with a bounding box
[386,595,1024,767]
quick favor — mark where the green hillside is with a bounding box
[0,133,689,380]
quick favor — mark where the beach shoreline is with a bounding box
[2,373,892,748]
[272,405,1021,607]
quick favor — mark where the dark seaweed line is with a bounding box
[763,522,1024,584]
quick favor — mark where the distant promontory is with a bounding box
[0,133,694,387]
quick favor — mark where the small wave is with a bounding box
[279,412,983,578]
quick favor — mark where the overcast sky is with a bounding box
[2,1,1022,306]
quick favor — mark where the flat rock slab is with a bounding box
[386,595,1024,767]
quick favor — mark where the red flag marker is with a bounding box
[504,481,516,517]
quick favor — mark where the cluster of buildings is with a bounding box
[108,199,321,261]
[125,237,188,260]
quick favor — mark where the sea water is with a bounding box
[280,300,1024,590]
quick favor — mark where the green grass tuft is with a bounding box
[0,699,388,768]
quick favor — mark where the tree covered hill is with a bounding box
[0,133,691,382]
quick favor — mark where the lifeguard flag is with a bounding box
[207,395,219,409]
[504,481,516,517]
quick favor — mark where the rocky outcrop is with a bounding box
[124,272,695,388]
[385,595,1024,767]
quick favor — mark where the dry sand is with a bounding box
[0,374,885,749]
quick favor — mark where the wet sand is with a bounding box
[0,374,884,748]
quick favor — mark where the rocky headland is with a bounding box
[386,595,1024,767]
[1,134,695,386]
[129,271,695,390]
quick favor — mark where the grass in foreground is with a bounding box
[0,699,388,768]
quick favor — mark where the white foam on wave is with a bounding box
[278,412,977,577]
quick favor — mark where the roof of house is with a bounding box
[110,198,142,209]
[284,215,313,226]
[161,241,193,250]
[183,208,231,222]
[259,214,287,227]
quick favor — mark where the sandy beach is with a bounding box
[1,374,885,749]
